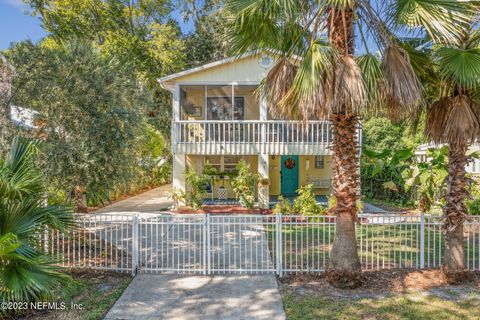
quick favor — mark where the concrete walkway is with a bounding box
[94,184,172,213]
[98,185,286,320]
[104,274,285,320]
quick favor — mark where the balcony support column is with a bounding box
[173,153,186,207]
[258,153,270,209]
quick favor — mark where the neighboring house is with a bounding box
[159,53,361,202]
[416,143,480,177]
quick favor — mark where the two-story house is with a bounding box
[159,53,361,204]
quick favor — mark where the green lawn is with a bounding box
[266,220,479,271]
[282,292,480,320]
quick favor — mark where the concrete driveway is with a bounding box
[94,184,172,213]
[104,274,285,320]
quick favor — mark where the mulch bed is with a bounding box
[279,269,480,298]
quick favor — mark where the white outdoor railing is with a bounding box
[172,120,341,154]
[42,213,480,276]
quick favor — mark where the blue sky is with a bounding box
[0,0,193,50]
[0,0,45,50]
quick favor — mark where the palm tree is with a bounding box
[0,137,73,304]
[424,18,480,281]
[227,0,474,287]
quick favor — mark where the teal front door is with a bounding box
[281,155,299,196]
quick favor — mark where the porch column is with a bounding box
[258,153,270,209]
[173,153,186,206]
[172,84,180,154]
[260,95,267,150]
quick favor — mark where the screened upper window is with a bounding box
[179,85,259,121]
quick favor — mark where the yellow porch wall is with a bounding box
[186,155,258,199]
[299,155,332,195]
[185,154,332,199]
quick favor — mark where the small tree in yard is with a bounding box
[231,160,257,208]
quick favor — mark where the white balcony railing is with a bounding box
[172,120,346,155]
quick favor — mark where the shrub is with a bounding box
[293,184,325,215]
[230,160,257,208]
[272,196,293,214]
[184,169,209,210]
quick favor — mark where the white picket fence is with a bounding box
[42,213,480,276]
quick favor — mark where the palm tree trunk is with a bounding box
[327,113,362,287]
[444,141,468,281]
[325,6,362,288]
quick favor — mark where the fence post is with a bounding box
[420,212,425,269]
[203,213,208,275]
[131,214,139,276]
[276,214,282,276]
[206,213,211,275]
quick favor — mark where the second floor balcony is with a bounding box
[171,84,361,155]
[173,120,340,155]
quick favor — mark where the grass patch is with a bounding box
[266,221,479,271]
[282,293,480,320]
[21,270,131,320]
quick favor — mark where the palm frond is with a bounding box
[388,0,474,44]
[227,0,304,55]
[425,97,451,143]
[332,56,367,114]
[261,58,297,119]
[381,44,422,119]
[271,40,335,120]
[436,47,480,91]
[443,95,480,144]
[357,53,386,113]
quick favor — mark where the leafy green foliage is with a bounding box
[402,146,449,212]
[362,147,416,206]
[184,169,209,210]
[230,160,257,208]
[0,137,73,306]
[362,145,449,212]
[293,184,325,215]
[5,40,169,210]
[272,196,293,215]
[138,125,171,187]
[466,198,480,215]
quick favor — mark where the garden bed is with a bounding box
[280,269,480,320]
[18,270,131,320]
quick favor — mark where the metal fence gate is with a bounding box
[44,213,480,275]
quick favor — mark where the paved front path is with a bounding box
[94,184,172,213]
[98,185,286,320]
[104,274,285,320]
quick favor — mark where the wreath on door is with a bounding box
[284,157,296,169]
